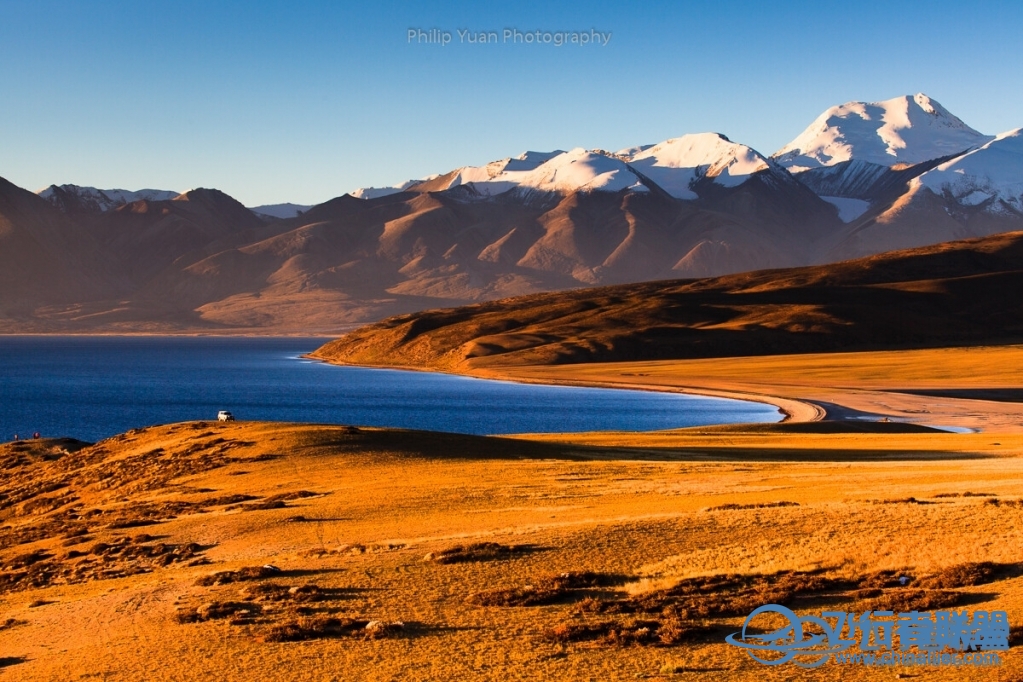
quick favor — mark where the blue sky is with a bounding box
[2,0,1021,206]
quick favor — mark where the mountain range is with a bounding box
[2,93,1020,333]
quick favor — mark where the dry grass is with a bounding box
[468,572,619,607]
[987,498,1023,508]
[3,420,1023,680]
[705,501,799,511]
[262,616,368,642]
[488,345,1023,434]
[427,542,532,564]
[856,589,965,612]
[933,491,997,498]
[175,601,262,624]
[543,616,715,647]
[870,497,936,505]
[195,566,281,587]
[0,618,27,631]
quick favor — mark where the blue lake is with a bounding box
[0,336,781,442]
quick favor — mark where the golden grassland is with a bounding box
[477,345,1023,434]
[2,406,1022,680]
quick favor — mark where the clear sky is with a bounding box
[2,0,1021,206]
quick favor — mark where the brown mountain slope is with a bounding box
[0,178,122,318]
[4,150,1021,334]
[0,171,843,333]
[826,184,1023,261]
[0,183,302,333]
[311,230,1023,370]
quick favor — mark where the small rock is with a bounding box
[365,620,403,633]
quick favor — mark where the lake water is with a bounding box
[0,337,781,442]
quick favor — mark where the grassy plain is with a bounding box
[481,345,1023,434]
[2,391,1022,680]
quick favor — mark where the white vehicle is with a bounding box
[217,411,235,422]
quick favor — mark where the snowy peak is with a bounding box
[38,184,179,213]
[624,133,776,199]
[912,128,1023,213]
[503,150,565,172]
[351,151,568,200]
[773,93,992,171]
[387,149,636,198]
[513,148,646,195]
[359,137,782,203]
[432,150,569,196]
[350,180,422,200]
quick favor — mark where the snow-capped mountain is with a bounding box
[392,151,568,197]
[508,148,647,196]
[10,92,1021,333]
[39,184,179,212]
[623,133,787,199]
[912,128,1023,214]
[360,137,790,203]
[773,93,992,171]
[350,180,423,200]
[764,92,1015,236]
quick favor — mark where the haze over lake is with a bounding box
[0,337,781,442]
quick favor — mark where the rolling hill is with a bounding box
[310,230,1023,370]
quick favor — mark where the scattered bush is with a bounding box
[195,565,280,587]
[175,601,261,623]
[985,498,1023,508]
[933,492,996,498]
[239,582,324,603]
[468,572,619,607]
[428,542,531,564]
[1010,625,1022,647]
[706,501,799,511]
[916,562,1004,589]
[261,617,400,642]
[857,589,965,612]
[543,614,714,647]
[870,497,934,505]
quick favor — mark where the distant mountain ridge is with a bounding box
[38,184,313,221]
[38,185,180,213]
[2,92,1020,334]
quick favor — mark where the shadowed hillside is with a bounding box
[311,230,1023,370]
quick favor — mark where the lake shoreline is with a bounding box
[2,337,779,442]
[302,354,821,425]
[307,345,1023,434]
